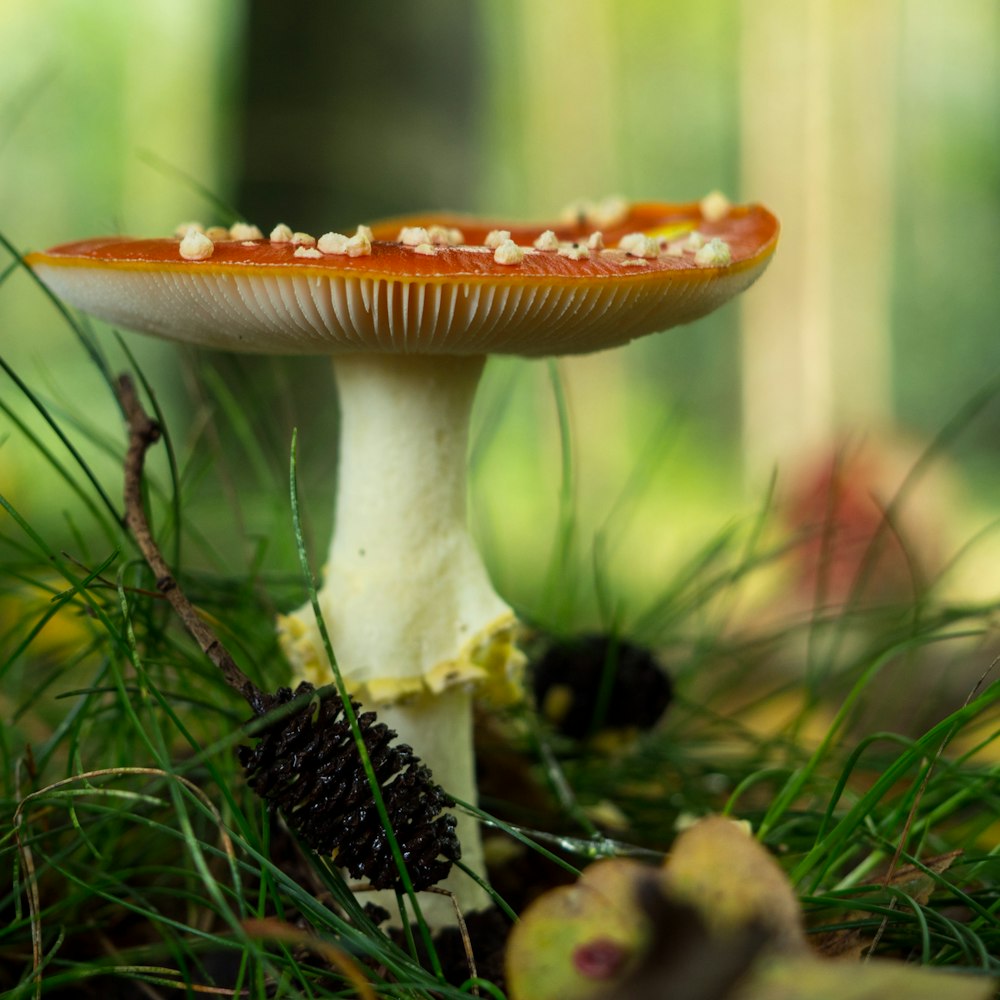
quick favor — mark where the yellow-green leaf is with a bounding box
[664,815,807,953]
[505,858,651,1000]
[744,955,995,1000]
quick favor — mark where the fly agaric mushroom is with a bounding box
[27,198,778,923]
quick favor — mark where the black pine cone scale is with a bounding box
[238,683,461,891]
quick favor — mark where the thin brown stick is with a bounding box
[116,373,266,713]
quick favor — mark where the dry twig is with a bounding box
[117,373,266,712]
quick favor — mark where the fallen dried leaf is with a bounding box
[743,954,994,1000]
[664,815,807,953]
[505,858,650,1000]
[504,817,996,1000]
[813,849,963,958]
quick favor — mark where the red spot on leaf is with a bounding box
[573,937,628,979]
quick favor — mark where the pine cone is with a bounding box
[238,683,460,891]
[531,633,672,740]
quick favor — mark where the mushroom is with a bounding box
[27,198,779,924]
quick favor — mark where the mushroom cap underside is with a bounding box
[26,201,778,357]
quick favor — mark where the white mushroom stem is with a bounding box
[280,352,522,923]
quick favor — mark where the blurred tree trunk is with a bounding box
[478,0,620,217]
[739,0,899,485]
[222,2,483,492]
[236,0,481,229]
[478,0,631,585]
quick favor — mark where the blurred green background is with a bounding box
[2,0,1000,624]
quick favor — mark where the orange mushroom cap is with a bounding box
[26,200,778,356]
